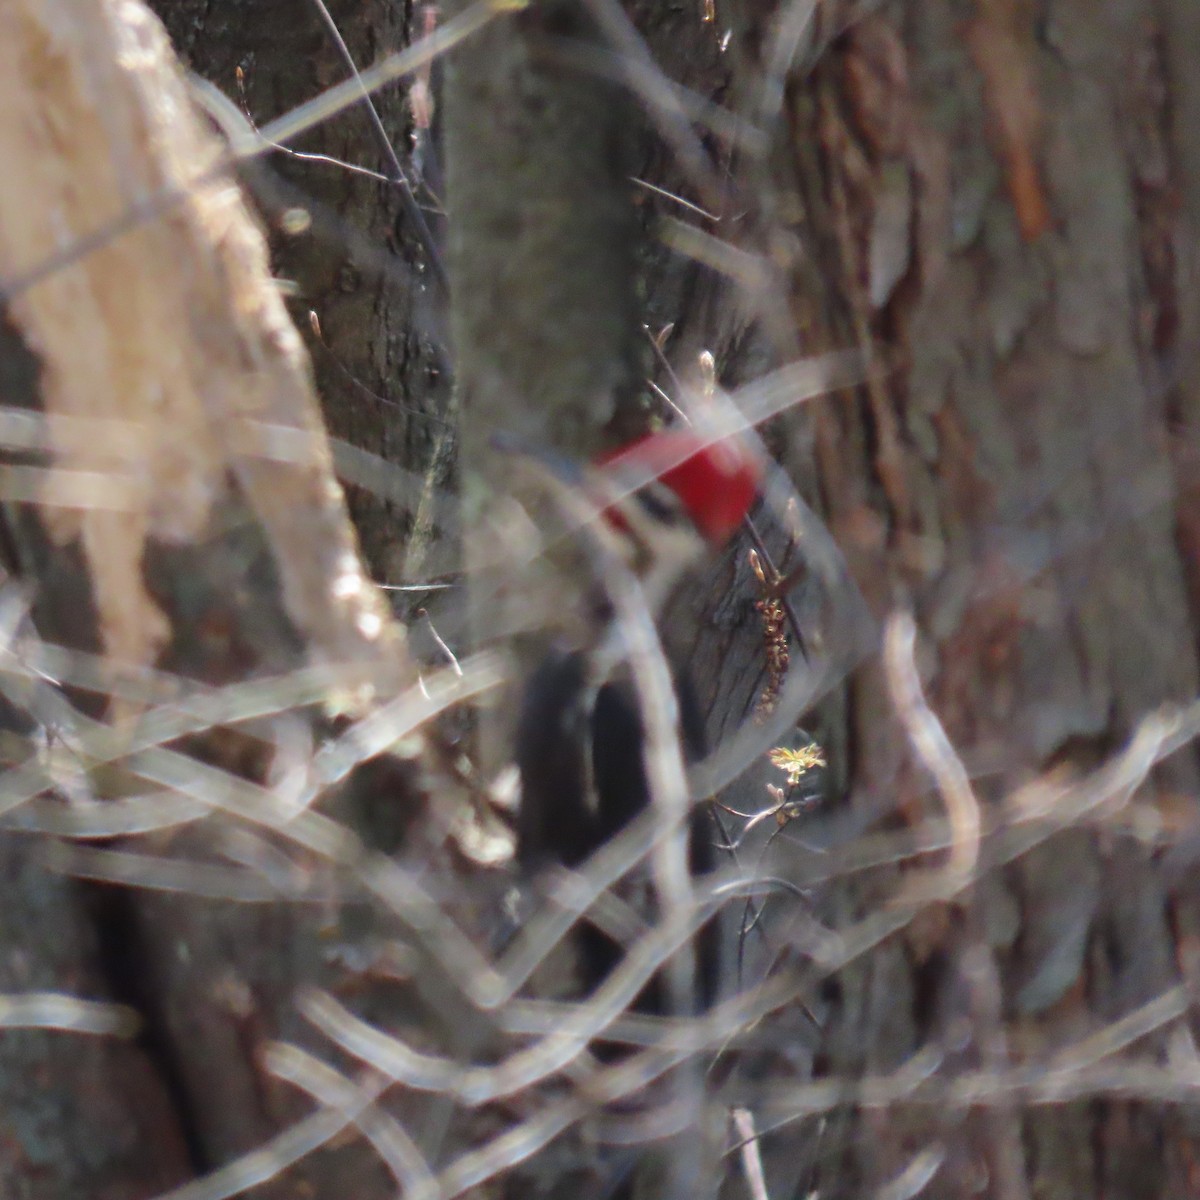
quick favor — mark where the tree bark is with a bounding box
[0,0,409,1193]
[563,2,1200,1197]
[152,0,452,588]
[692,4,1200,1197]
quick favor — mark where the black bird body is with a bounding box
[514,644,717,1013]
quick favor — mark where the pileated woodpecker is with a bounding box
[513,430,761,1013]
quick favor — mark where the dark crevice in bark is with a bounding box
[85,882,210,1176]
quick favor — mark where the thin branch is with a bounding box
[883,611,981,892]
[266,1042,437,1195]
[0,992,140,1037]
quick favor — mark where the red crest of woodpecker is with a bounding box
[597,430,761,546]
[587,430,762,624]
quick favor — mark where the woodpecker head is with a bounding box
[592,429,762,616]
[490,428,761,645]
[597,430,761,548]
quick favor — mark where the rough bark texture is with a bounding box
[814,7,1199,1194]
[599,2,1200,1197]
[0,0,410,1194]
[155,0,450,587]
[680,3,1200,1197]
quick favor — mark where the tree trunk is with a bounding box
[152,0,452,588]
[538,2,1200,1197]
[0,0,411,1193]
[671,3,1200,1197]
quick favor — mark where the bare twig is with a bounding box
[0,992,140,1037]
[732,1107,771,1200]
[266,1042,437,1195]
[883,612,981,892]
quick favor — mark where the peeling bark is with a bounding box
[0,0,411,1192]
